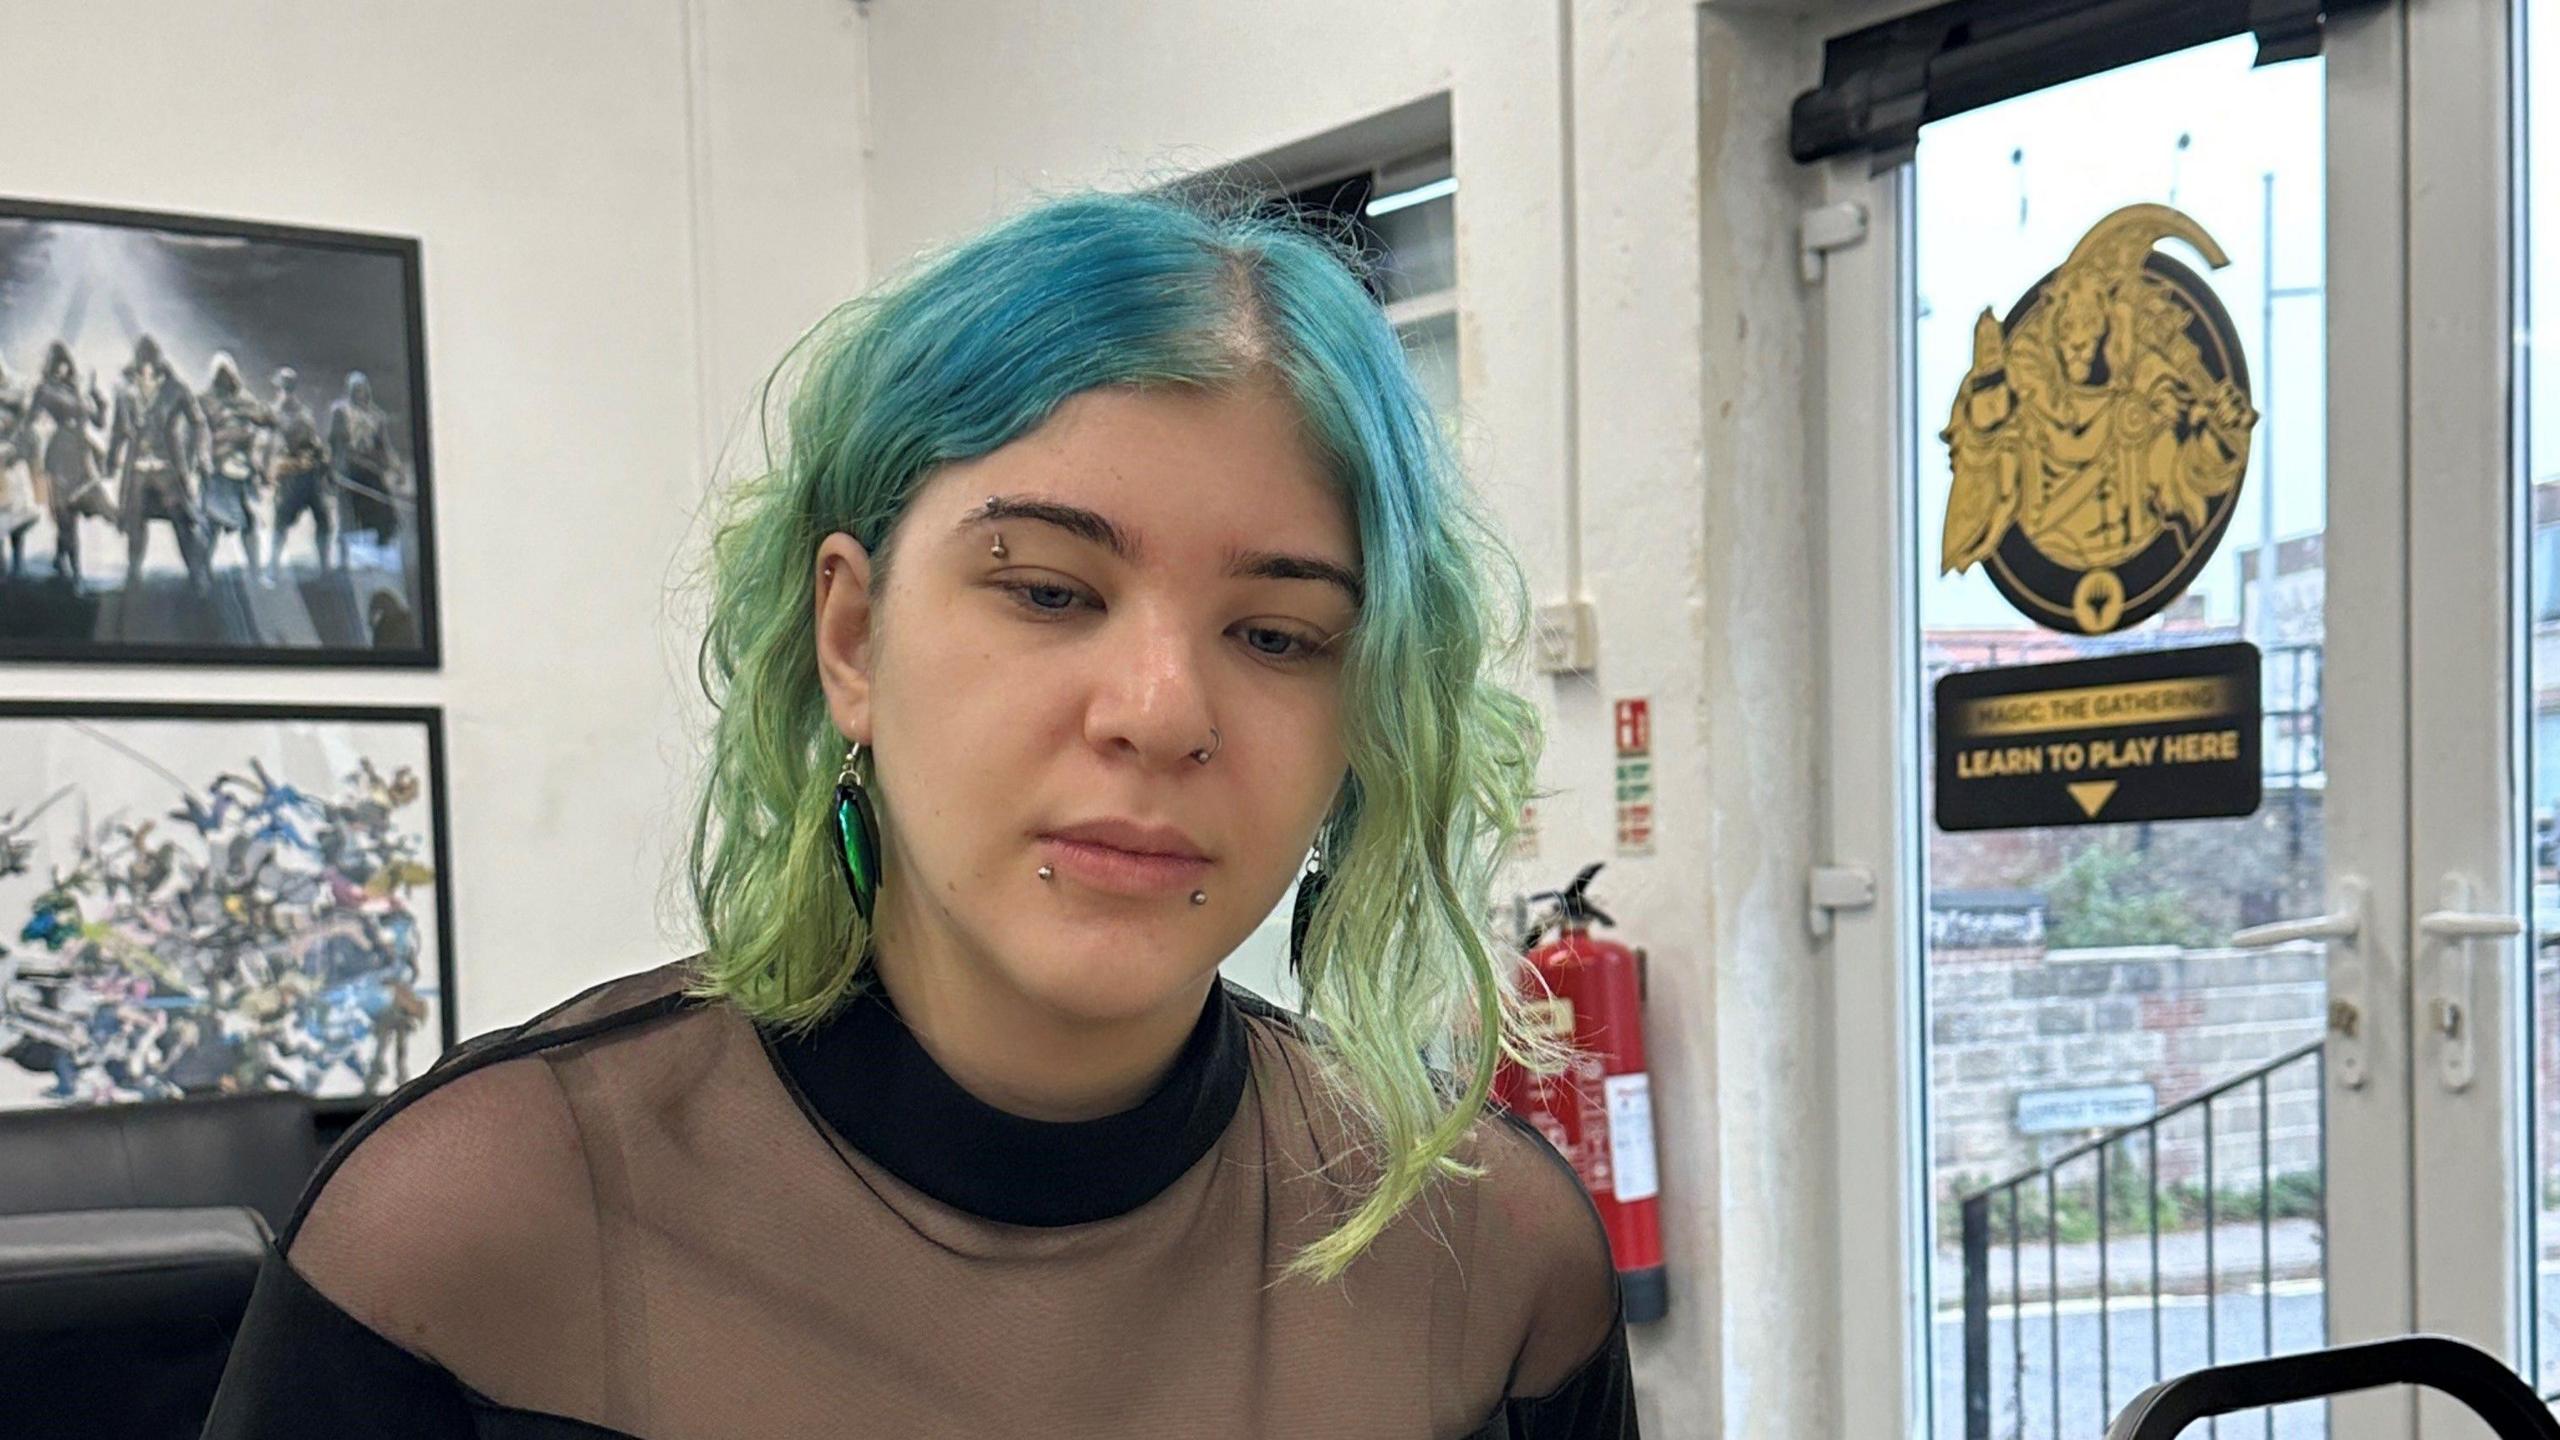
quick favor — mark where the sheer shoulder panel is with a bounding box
[1226,988,1631,1432]
[273,963,701,1412]
[202,1241,483,1438]
[285,1044,601,1382]
[1467,1108,1625,1401]
[405,962,700,1085]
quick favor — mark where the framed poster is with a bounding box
[0,198,439,666]
[0,701,455,1111]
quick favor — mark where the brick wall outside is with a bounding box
[1930,896,2327,1208]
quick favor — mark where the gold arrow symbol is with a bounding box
[2068,781,2119,819]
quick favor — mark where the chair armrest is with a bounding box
[0,1204,270,1335]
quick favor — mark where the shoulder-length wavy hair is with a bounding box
[683,186,1554,1282]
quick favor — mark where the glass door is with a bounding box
[1813,4,2517,1437]
[1913,39,2338,1439]
[2515,1,2560,1406]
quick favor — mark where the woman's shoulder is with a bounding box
[1469,1103,1617,1268]
[286,959,714,1246]
[421,959,705,1076]
[271,959,718,1379]
[1223,980,1610,1244]
[1224,985,1621,1393]
[1453,1101,1623,1395]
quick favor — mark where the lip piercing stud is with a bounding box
[1031,864,1203,904]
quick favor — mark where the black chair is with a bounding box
[0,1092,329,1438]
[2109,1334,2560,1439]
[0,1206,270,1438]
[0,1089,323,1236]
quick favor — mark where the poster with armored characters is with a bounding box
[0,198,437,665]
[0,702,453,1111]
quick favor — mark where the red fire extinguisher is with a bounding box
[1493,861,1667,1323]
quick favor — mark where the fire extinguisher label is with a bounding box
[1602,1072,1659,1202]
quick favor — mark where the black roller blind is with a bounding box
[1790,0,2392,170]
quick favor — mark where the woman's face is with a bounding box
[813,379,1360,1026]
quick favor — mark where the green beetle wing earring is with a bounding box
[833,741,882,923]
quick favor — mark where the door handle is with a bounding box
[2417,874,2521,1093]
[2232,888,2365,947]
[2231,876,2371,1089]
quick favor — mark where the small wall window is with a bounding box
[1273,148,1461,419]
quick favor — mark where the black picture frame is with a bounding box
[0,699,457,1113]
[0,197,441,667]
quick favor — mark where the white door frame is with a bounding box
[2316,6,2421,1436]
[2402,0,2528,1427]
[1816,152,1924,1440]
[1807,7,2499,1434]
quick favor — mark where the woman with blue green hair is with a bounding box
[205,188,1638,1438]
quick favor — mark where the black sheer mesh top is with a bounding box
[201,960,1637,1438]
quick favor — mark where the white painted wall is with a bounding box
[10,2,1870,1433]
[0,0,867,1035]
[860,3,1840,1435]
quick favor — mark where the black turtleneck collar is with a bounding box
[760,965,1251,1227]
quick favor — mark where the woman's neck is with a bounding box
[863,923,1211,1122]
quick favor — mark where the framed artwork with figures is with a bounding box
[0,700,455,1113]
[0,197,439,666]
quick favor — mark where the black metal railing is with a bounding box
[1961,1041,2327,1440]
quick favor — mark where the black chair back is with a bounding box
[2108,1335,2560,1439]
[0,1090,321,1235]
[0,1205,270,1440]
